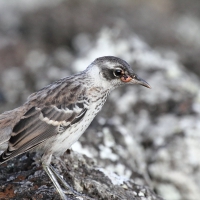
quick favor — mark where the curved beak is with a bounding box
[120,71,151,88]
[131,75,151,89]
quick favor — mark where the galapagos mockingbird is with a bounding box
[0,56,151,200]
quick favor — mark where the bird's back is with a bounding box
[0,75,82,150]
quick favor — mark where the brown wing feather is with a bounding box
[0,101,88,164]
[0,105,30,148]
[0,79,89,164]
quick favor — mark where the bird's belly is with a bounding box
[49,110,97,154]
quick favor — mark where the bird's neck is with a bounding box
[85,67,114,91]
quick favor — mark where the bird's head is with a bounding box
[87,56,151,90]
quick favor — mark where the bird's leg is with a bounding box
[50,165,95,200]
[43,163,69,200]
[50,165,73,191]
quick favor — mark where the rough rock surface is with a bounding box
[0,151,162,200]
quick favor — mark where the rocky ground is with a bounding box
[0,0,200,200]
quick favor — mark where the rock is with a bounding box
[0,151,162,200]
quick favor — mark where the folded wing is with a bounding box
[0,101,88,164]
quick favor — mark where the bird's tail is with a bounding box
[0,108,21,164]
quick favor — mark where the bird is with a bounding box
[0,56,150,200]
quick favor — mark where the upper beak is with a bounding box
[131,75,151,89]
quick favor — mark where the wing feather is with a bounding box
[12,109,40,135]
[0,99,89,164]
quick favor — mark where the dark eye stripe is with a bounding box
[101,68,124,81]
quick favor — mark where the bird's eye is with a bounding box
[113,69,123,77]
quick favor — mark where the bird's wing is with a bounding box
[0,99,89,164]
[0,106,29,147]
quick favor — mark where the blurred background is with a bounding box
[0,0,200,199]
